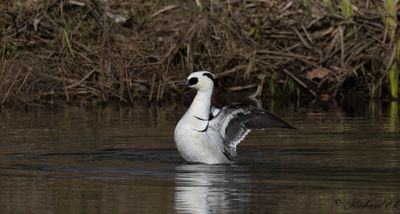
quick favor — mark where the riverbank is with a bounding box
[1,0,399,107]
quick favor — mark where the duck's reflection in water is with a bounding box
[174,164,249,214]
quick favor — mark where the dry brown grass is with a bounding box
[0,0,397,107]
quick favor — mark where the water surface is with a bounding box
[0,101,399,213]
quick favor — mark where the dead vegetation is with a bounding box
[0,0,398,107]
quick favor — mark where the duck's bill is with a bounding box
[177,80,191,87]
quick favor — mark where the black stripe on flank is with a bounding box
[194,115,208,121]
[223,152,233,161]
[202,73,215,83]
[192,122,209,132]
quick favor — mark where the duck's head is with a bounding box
[183,71,215,92]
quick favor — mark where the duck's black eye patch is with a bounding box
[202,73,215,83]
[188,77,198,85]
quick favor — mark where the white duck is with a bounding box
[174,71,294,164]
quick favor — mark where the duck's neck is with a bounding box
[187,89,213,119]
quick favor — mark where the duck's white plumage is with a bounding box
[174,71,294,164]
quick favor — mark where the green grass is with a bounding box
[385,0,397,40]
[390,101,398,132]
[341,0,352,20]
[389,60,399,99]
[323,0,335,14]
[385,0,399,99]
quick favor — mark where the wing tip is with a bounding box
[282,121,296,129]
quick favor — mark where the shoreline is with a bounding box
[1,0,399,108]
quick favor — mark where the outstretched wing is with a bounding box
[209,104,294,160]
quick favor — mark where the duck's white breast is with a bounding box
[174,118,229,164]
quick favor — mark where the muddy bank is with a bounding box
[0,0,398,107]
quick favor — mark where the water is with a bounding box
[0,101,399,214]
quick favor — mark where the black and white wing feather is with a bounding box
[209,104,294,160]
